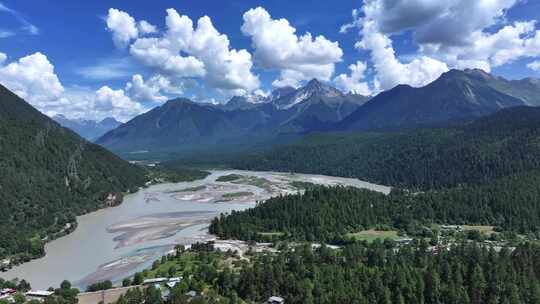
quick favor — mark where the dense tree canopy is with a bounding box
[210,168,540,243]
[233,106,540,190]
[0,85,147,263]
[114,241,540,304]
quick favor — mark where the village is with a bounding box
[0,239,289,304]
[1,225,523,304]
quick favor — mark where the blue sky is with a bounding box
[0,0,539,121]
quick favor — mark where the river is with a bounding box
[1,170,390,290]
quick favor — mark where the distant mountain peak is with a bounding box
[339,68,535,131]
[53,114,121,141]
[464,68,495,80]
[304,78,341,95]
[165,97,193,105]
[392,84,414,90]
[270,86,295,101]
[439,68,495,82]
[523,77,540,85]
[306,78,322,87]
[245,93,268,104]
[438,68,467,79]
[100,117,121,124]
[273,79,343,109]
[434,69,495,86]
[224,95,265,110]
[223,93,270,111]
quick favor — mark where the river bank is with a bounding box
[1,170,390,290]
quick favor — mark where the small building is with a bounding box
[26,290,54,301]
[166,277,182,289]
[396,238,413,245]
[0,288,16,295]
[0,294,11,300]
[267,296,285,304]
[185,290,197,298]
[440,225,462,231]
[428,245,449,255]
[142,278,168,285]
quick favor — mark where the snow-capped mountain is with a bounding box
[272,79,343,109]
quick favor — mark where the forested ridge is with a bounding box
[233,106,540,190]
[0,85,147,264]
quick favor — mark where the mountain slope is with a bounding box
[97,70,539,157]
[0,84,147,264]
[272,79,344,110]
[96,98,266,154]
[466,69,540,106]
[53,114,122,141]
[97,81,369,156]
[273,79,369,133]
[339,69,528,131]
[233,106,540,190]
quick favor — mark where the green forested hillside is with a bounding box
[211,168,540,242]
[233,106,540,190]
[337,69,535,131]
[0,85,147,264]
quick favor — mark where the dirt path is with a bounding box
[77,286,143,304]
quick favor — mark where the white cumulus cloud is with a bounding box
[138,20,157,35]
[107,7,260,94]
[528,60,540,72]
[125,74,168,103]
[358,0,517,46]
[0,52,148,122]
[241,7,343,87]
[341,0,540,91]
[0,52,65,109]
[356,16,449,91]
[94,86,145,121]
[106,8,139,48]
[423,20,540,71]
[333,61,372,95]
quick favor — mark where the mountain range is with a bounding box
[96,78,369,155]
[96,69,540,157]
[232,105,540,190]
[52,115,121,141]
[339,69,540,130]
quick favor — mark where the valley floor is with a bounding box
[0,169,389,291]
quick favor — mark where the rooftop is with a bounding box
[26,290,54,297]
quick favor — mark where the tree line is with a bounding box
[210,169,540,242]
[108,240,540,304]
